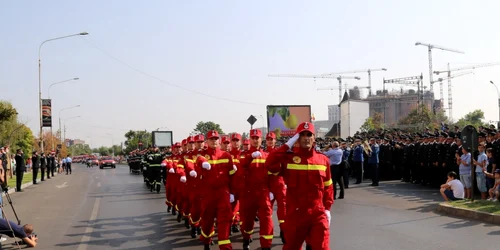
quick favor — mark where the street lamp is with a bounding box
[39,32,89,153]
[62,116,82,150]
[48,78,79,98]
[59,105,80,145]
[491,81,500,128]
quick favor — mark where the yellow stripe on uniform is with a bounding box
[252,159,266,164]
[267,171,279,175]
[261,235,274,240]
[233,159,240,163]
[324,179,333,186]
[278,220,285,223]
[286,164,326,171]
[244,229,254,235]
[207,159,230,164]
[229,169,236,175]
[201,230,215,238]
[185,159,194,163]
[218,239,231,245]
[177,164,185,169]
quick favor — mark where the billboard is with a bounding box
[42,99,52,127]
[152,131,173,148]
[267,105,312,137]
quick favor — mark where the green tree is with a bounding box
[123,130,151,154]
[0,101,17,123]
[68,144,92,156]
[97,146,110,156]
[360,112,384,132]
[192,121,224,136]
[0,101,34,159]
[454,109,487,129]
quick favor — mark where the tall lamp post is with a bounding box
[491,81,500,128]
[48,78,79,98]
[39,32,88,153]
[59,105,80,146]
[106,133,115,157]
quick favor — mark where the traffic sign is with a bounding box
[247,115,257,126]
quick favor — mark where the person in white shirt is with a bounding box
[472,144,488,199]
[65,155,72,175]
[440,171,465,201]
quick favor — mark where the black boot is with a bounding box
[190,227,197,238]
[176,213,182,223]
[243,239,250,250]
[280,230,286,244]
[167,206,172,213]
[172,209,177,216]
[306,245,312,250]
[197,227,201,235]
[254,216,259,222]
[184,218,190,229]
[231,224,239,233]
[204,244,210,250]
[262,248,271,250]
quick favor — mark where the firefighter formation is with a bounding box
[132,122,334,250]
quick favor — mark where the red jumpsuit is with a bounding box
[185,149,204,228]
[229,148,244,226]
[266,147,287,232]
[266,144,334,250]
[197,147,234,249]
[177,152,191,219]
[167,154,182,212]
[240,147,274,248]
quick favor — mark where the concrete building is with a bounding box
[328,105,340,123]
[340,92,370,138]
[364,89,435,125]
[313,120,335,138]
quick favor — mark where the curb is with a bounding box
[2,172,61,197]
[436,202,500,225]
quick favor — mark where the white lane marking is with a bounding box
[77,197,101,250]
[56,182,68,188]
[97,182,101,187]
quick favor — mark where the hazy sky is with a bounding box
[2,0,500,148]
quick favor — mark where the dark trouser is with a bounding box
[342,161,350,188]
[16,171,24,191]
[51,165,55,176]
[66,163,72,174]
[41,167,46,181]
[46,166,51,179]
[353,161,363,183]
[331,164,345,198]
[32,167,39,184]
[369,163,379,185]
[149,167,162,186]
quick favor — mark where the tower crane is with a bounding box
[433,62,500,120]
[321,68,387,96]
[415,42,464,96]
[268,73,361,105]
[317,85,370,98]
[431,70,475,120]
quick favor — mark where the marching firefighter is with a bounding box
[239,129,274,250]
[186,134,206,238]
[144,145,164,193]
[229,133,243,234]
[265,131,287,243]
[221,136,231,152]
[165,142,183,215]
[195,130,236,250]
[266,122,334,250]
[175,139,189,223]
[179,136,196,228]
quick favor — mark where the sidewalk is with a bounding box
[2,171,61,197]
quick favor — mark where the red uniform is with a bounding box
[239,129,274,249]
[229,146,244,226]
[186,146,204,228]
[167,150,183,213]
[267,146,287,232]
[266,122,334,250]
[197,130,235,250]
[178,150,191,219]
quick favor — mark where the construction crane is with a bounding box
[383,75,424,123]
[317,85,370,99]
[321,68,387,96]
[433,62,500,120]
[415,42,464,96]
[268,73,361,105]
[431,70,474,120]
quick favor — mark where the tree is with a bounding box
[454,109,487,129]
[0,101,17,123]
[123,130,151,154]
[97,146,110,156]
[0,101,34,159]
[241,132,249,139]
[360,112,384,132]
[68,144,92,156]
[192,121,224,136]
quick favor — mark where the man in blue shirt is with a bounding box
[65,155,72,175]
[0,219,38,247]
[368,138,380,186]
[341,141,351,188]
[324,141,344,199]
[352,138,364,184]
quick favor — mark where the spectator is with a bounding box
[4,146,12,181]
[473,144,488,199]
[368,138,380,186]
[457,147,472,199]
[25,157,31,173]
[14,149,25,192]
[484,169,500,201]
[440,171,464,201]
[323,141,344,199]
[485,148,496,190]
[0,219,38,247]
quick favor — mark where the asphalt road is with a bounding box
[1,164,499,250]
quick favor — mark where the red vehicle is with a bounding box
[99,156,116,169]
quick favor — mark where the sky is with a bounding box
[2,0,500,148]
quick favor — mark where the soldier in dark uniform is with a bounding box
[144,146,164,193]
[437,133,450,186]
[31,151,40,185]
[417,135,428,185]
[401,137,411,182]
[40,152,47,181]
[411,135,421,183]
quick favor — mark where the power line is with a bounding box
[80,37,265,106]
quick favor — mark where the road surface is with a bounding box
[1,164,499,249]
